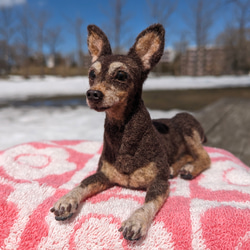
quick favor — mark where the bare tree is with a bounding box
[232,0,250,73]
[173,32,189,75]
[35,10,50,77]
[74,17,84,68]
[102,0,131,53]
[17,5,33,78]
[65,16,84,69]
[186,0,219,47]
[46,26,63,72]
[184,0,219,75]
[46,27,63,57]
[146,0,177,74]
[174,32,189,55]
[216,0,250,74]
[146,0,177,27]
[0,7,16,74]
[113,0,123,53]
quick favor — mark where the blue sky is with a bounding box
[2,0,237,54]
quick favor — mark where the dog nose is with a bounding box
[86,90,104,102]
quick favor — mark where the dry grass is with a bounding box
[10,66,89,77]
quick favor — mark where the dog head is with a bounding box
[86,24,165,120]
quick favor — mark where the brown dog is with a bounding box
[50,24,211,241]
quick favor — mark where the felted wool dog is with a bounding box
[50,24,211,241]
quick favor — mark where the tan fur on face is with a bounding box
[135,32,161,69]
[91,61,102,74]
[101,161,158,188]
[92,84,126,106]
[90,83,129,120]
[108,62,128,75]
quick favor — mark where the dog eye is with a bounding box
[115,71,127,81]
[89,70,96,80]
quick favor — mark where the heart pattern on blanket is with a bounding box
[201,206,250,249]
[0,140,249,249]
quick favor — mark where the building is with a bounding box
[181,47,226,76]
[160,49,176,63]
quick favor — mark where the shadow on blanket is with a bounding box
[0,140,250,249]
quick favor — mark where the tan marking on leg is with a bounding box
[185,129,203,146]
[170,154,194,178]
[51,173,110,220]
[169,167,174,177]
[181,163,194,172]
[83,181,110,198]
[108,62,128,75]
[182,129,211,179]
[51,185,90,220]
[119,191,169,240]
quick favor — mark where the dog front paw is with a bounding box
[50,192,80,221]
[118,212,150,241]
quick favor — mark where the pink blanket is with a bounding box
[0,140,250,249]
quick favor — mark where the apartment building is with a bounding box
[181,47,226,76]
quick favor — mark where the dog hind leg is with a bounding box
[169,154,194,178]
[180,130,211,180]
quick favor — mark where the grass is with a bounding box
[142,87,250,111]
[10,66,89,77]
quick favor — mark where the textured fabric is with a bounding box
[0,140,249,249]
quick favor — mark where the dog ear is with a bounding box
[128,24,165,71]
[87,25,112,62]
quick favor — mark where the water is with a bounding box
[1,96,87,108]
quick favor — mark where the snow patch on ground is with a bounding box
[0,106,181,151]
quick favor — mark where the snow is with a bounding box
[0,75,249,151]
[0,106,180,151]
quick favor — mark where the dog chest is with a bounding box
[100,160,158,188]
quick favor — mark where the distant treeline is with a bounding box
[0,0,249,78]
